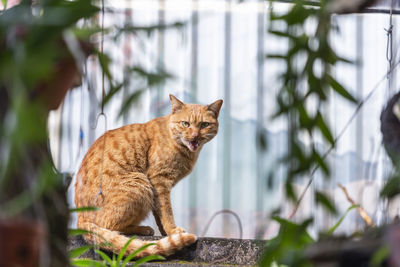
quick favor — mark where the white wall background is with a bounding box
[48,0,400,239]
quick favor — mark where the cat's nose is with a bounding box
[191,130,199,139]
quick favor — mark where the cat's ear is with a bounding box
[169,94,185,114]
[207,99,223,118]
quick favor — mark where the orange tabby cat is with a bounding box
[74,95,223,257]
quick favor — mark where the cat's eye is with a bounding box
[181,121,190,127]
[200,122,210,129]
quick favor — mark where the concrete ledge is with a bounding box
[68,235,265,266]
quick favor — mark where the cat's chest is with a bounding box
[147,145,199,181]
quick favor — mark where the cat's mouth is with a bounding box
[188,140,199,151]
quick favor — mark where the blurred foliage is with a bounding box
[0,0,98,216]
[0,0,178,265]
[261,0,357,265]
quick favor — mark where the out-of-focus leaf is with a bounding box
[312,149,329,176]
[285,181,297,203]
[257,130,268,151]
[315,191,337,215]
[70,259,105,267]
[94,250,113,265]
[260,217,314,267]
[380,175,400,199]
[267,54,287,60]
[316,112,335,146]
[118,89,145,117]
[102,83,123,107]
[268,30,295,39]
[97,52,113,81]
[69,245,94,258]
[115,21,185,39]
[69,206,99,213]
[130,67,174,87]
[1,0,7,10]
[68,229,92,236]
[370,245,390,267]
[327,204,358,234]
[327,74,357,103]
[71,26,106,39]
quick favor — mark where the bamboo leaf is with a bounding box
[327,75,357,103]
[1,0,7,10]
[380,175,400,199]
[117,236,137,263]
[94,250,113,265]
[102,83,123,107]
[122,243,162,267]
[118,89,145,117]
[68,229,93,236]
[370,245,390,267]
[316,112,335,146]
[69,206,99,213]
[315,191,337,215]
[70,259,105,267]
[69,245,94,258]
[327,204,358,234]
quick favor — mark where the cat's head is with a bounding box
[168,94,223,152]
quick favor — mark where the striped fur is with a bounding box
[74,95,222,258]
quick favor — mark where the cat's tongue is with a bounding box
[189,141,199,151]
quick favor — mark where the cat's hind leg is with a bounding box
[85,172,154,233]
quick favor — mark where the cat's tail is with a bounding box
[79,222,197,258]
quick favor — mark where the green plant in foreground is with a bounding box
[260,0,359,265]
[69,236,165,267]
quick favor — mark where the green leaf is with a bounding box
[260,217,314,266]
[122,243,162,267]
[370,245,390,267]
[118,89,145,117]
[316,112,335,146]
[315,191,337,215]
[267,54,287,60]
[97,52,113,81]
[312,149,329,176]
[327,75,357,103]
[132,255,165,267]
[71,26,106,40]
[68,229,93,236]
[327,204,358,234]
[130,66,174,87]
[70,259,105,267]
[380,175,400,199]
[94,250,113,265]
[69,207,99,213]
[268,30,295,39]
[117,236,137,263]
[102,83,123,107]
[1,0,7,10]
[69,245,94,258]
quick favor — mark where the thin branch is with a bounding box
[338,183,375,227]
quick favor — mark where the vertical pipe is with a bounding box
[355,15,364,229]
[189,0,199,234]
[156,0,165,117]
[223,0,232,236]
[255,0,265,237]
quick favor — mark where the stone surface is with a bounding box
[68,235,265,266]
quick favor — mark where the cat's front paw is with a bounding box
[169,226,186,235]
